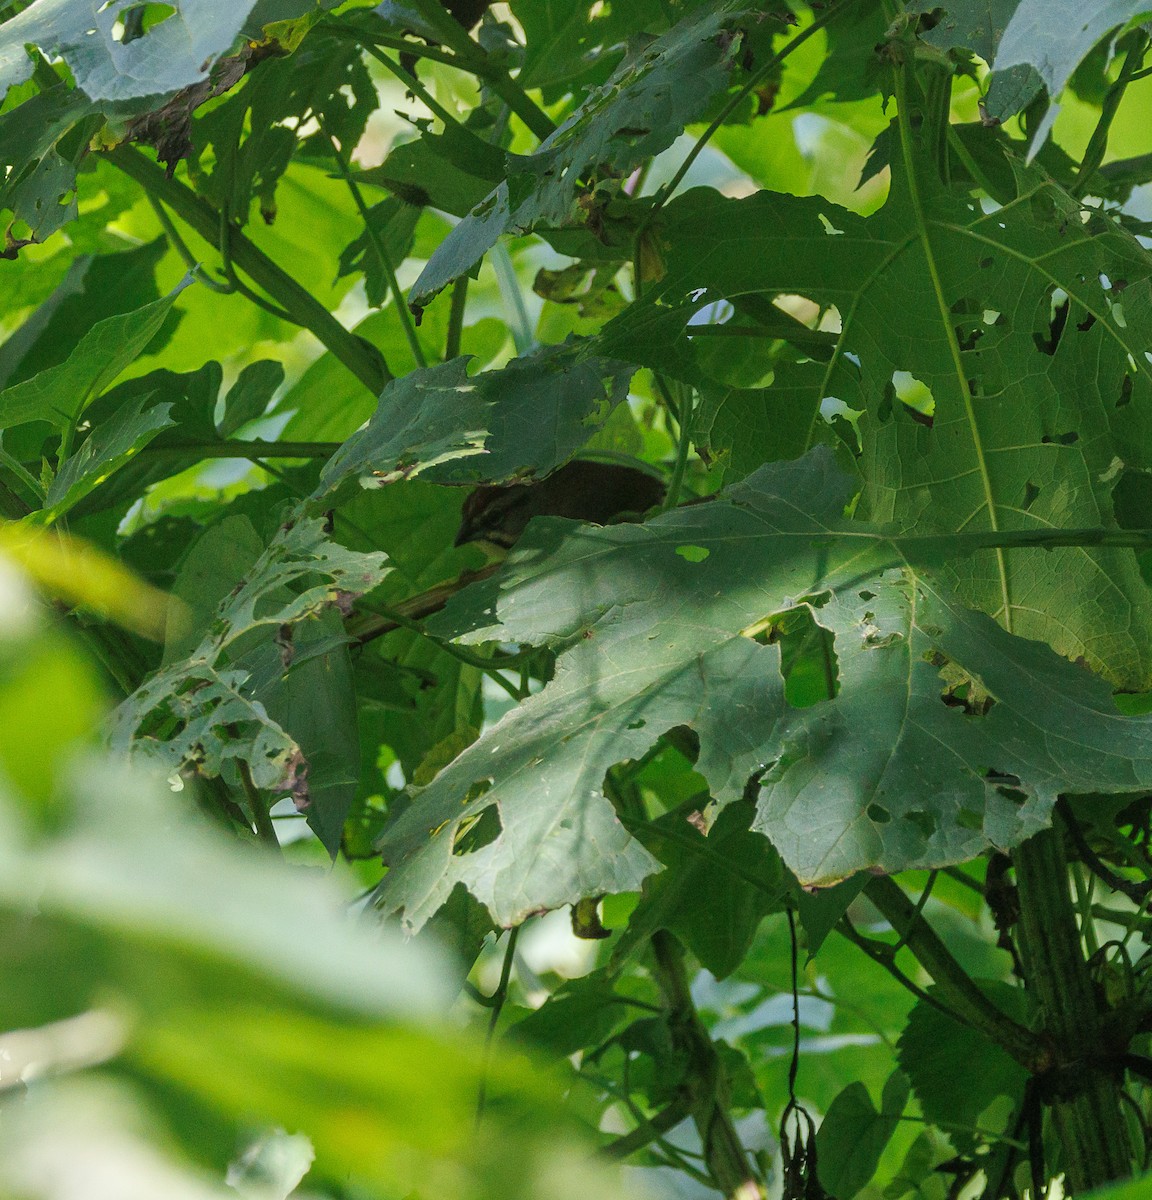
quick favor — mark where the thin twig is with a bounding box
[601,1097,693,1160]
[145,193,233,293]
[867,876,1040,1069]
[890,869,937,956]
[381,0,556,141]
[348,565,501,645]
[358,42,463,130]
[145,439,340,460]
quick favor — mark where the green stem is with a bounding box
[358,43,464,130]
[145,193,233,293]
[946,125,1004,201]
[345,30,555,141]
[601,1096,694,1161]
[146,439,340,460]
[1074,32,1149,199]
[0,446,44,504]
[890,870,936,955]
[348,564,501,646]
[105,145,389,395]
[216,210,295,323]
[893,1112,1028,1150]
[492,242,534,353]
[662,378,694,511]
[356,599,527,696]
[1011,826,1133,1190]
[1091,904,1149,930]
[837,912,954,1017]
[322,116,427,369]
[866,876,1040,1069]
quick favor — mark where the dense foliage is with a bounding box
[7,0,1152,1197]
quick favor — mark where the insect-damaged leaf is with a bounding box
[0,0,282,102]
[374,450,1152,928]
[597,146,1152,689]
[110,518,389,819]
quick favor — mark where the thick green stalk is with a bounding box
[1012,827,1132,1191]
[104,145,390,396]
[651,931,765,1199]
[867,877,1040,1069]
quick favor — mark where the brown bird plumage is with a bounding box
[455,460,666,549]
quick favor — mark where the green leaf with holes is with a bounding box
[0,0,281,102]
[597,145,1152,689]
[109,517,389,803]
[372,450,1152,926]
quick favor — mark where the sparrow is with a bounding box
[455,460,666,549]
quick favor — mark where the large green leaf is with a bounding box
[315,342,636,496]
[0,238,167,390]
[598,151,1152,688]
[375,450,1152,925]
[409,2,750,309]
